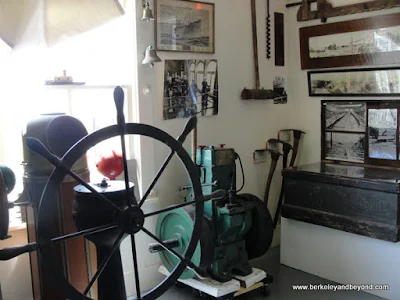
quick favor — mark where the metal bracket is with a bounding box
[297,0,400,22]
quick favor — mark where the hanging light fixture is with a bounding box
[142,46,161,67]
[141,0,155,21]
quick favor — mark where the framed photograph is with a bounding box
[325,132,365,163]
[368,107,397,161]
[300,13,400,70]
[163,59,218,120]
[155,0,215,53]
[321,100,400,168]
[308,67,400,97]
[324,102,366,132]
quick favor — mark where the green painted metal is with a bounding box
[156,145,262,282]
[156,207,201,279]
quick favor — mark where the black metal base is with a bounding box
[97,245,127,300]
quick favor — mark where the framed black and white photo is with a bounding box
[321,100,400,168]
[325,132,365,163]
[324,102,366,132]
[368,108,397,160]
[300,13,400,70]
[163,59,218,120]
[309,67,400,97]
[155,0,215,53]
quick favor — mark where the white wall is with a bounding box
[136,0,290,239]
[282,3,400,300]
[124,0,292,295]
[286,0,400,165]
[0,0,295,298]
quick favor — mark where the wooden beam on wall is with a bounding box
[297,0,400,22]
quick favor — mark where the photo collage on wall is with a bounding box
[154,0,217,120]
[321,100,400,167]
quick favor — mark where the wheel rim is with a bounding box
[37,123,204,300]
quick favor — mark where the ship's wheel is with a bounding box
[0,86,224,300]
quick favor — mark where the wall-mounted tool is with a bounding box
[266,0,271,59]
[267,139,292,229]
[241,0,275,100]
[278,129,306,167]
[263,149,283,208]
[274,12,284,66]
[289,0,400,23]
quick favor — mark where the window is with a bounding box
[1,9,135,228]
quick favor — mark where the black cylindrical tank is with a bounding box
[21,113,91,299]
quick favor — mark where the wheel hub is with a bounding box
[120,206,145,234]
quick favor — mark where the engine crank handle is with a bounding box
[148,238,180,253]
[179,181,217,191]
[25,137,123,212]
[0,242,39,260]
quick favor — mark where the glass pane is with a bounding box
[325,132,365,163]
[70,88,129,183]
[325,102,366,132]
[368,109,397,160]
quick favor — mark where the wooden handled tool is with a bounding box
[241,0,275,100]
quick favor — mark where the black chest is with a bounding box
[282,162,400,242]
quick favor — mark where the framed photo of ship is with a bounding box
[155,0,215,53]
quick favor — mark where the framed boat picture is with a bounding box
[155,0,215,53]
[299,13,400,70]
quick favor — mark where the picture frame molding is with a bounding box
[300,13,400,70]
[308,66,400,97]
[154,0,215,54]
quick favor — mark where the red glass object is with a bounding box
[196,3,202,9]
[96,151,124,180]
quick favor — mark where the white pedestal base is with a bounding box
[280,217,400,300]
[159,265,268,298]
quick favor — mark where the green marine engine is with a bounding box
[154,145,274,282]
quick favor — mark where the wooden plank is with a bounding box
[159,265,241,298]
[284,178,399,225]
[234,282,263,297]
[297,0,400,22]
[281,204,400,242]
[274,13,284,66]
